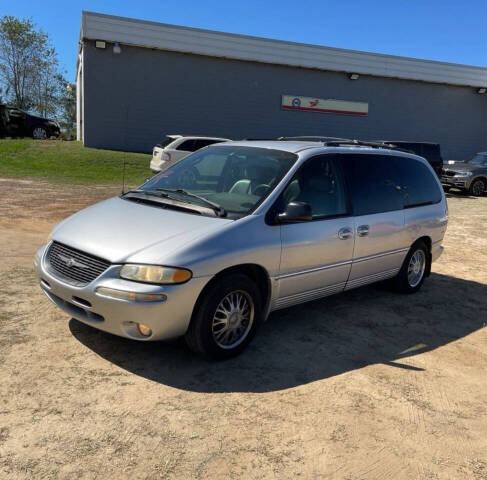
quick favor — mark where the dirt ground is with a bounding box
[0,178,486,480]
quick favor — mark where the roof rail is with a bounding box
[276,135,352,142]
[321,139,415,154]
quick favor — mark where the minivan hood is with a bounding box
[51,196,232,263]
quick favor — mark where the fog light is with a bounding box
[96,287,167,302]
[137,323,152,337]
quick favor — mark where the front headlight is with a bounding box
[119,264,192,284]
[454,171,473,177]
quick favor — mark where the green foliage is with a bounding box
[0,15,67,121]
[0,139,151,186]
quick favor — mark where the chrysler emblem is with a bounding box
[57,253,88,269]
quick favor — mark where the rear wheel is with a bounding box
[393,241,429,294]
[185,274,262,359]
[469,178,485,197]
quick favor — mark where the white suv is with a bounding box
[150,135,230,173]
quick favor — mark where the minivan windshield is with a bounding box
[140,145,298,218]
[467,154,487,165]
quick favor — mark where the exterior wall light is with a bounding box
[113,42,122,54]
[349,73,360,80]
[95,40,106,49]
[478,88,486,94]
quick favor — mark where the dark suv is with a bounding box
[0,105,60,139]
[376,141,443,177]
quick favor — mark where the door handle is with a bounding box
[357,225,370,237]
[338,227,353,240]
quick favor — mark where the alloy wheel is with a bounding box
[471,180,485,196]
[407,250,426,288]
[33,127,47,139]
[211,290,254,349]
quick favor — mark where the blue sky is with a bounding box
[4,0,487,81]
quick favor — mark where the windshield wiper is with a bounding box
[154,188,227,217]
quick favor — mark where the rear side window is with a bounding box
[176,139,197,152]
[400,158,442,207]
[344,155,403,216]
[421,144,441,162]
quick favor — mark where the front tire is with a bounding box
[393,241,429,294]
[32,126,47,139]
[185,274,262,359]
[469,178,485,197]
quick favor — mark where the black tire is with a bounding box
[469,178,486,197]
[393,241,429,294]
[442,186,451,192]
[185,274,262,359]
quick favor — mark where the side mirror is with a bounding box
[277,201,312,223]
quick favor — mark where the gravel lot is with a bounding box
[0,178,486,479]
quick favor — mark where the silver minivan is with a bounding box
[34,140,447,359]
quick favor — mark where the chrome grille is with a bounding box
[46,242,110,286]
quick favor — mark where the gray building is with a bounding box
[77,11,487,159]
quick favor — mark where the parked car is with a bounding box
[375,141,443,177]
[150,135,230,173]
[0,104,60,139]
[441,152,487,196]
[35,140,447,359]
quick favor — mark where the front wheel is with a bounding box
[469,178,485,197]
[185,274,262,359]
[32,126,47,139]
[393,241,429,294]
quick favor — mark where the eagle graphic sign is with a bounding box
[282,95,368,116]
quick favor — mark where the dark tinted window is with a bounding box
[400,158,442,207]
[177,139,197,152]
[159,136,179,148]
[281,156,348,219]
[421,144,441,162]
[344,155,403,215]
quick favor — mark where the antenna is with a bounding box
[121,156,126,194]
[122,104,128,194]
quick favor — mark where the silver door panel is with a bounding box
[349,248,408,280]
[278,218,354,298]
[348,210,407,281]
[277,262,351,298]
[273,281,346,310]
[344,267,400,291]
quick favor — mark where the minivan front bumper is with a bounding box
[34,244,212,341]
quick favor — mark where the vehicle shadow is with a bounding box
[70,273,486,393]
[445,190,479,199]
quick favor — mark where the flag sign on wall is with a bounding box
[282,95,368,116]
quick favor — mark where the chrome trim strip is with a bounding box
[276,248,407,280]
[273,282,346,310]
[352,247,408,264]
[276,260,352,280]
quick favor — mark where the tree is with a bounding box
[58,81,76,132]
[0,16,47,109]
[0,15,66,120]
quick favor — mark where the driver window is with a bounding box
[282,156,348,219]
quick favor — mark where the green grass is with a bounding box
[0,139,151,185]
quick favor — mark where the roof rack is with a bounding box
[319,139,415,154]
[276,135,352,142]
